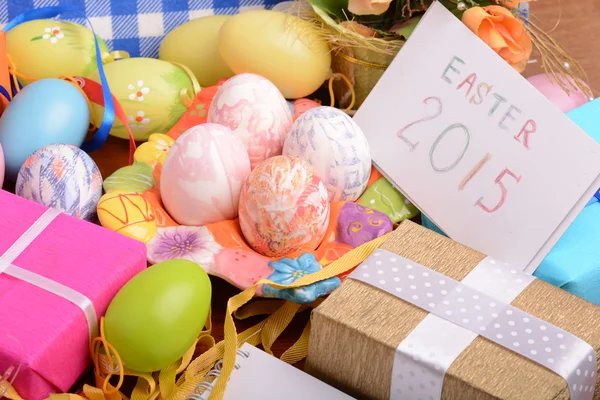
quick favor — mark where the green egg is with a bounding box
[358,177,420,223]
[104,259,211,372]
[86,57,194,141]
[6,19,109,83]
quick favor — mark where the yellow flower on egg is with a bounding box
[134,133,175,167]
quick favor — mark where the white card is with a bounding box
[199,343,354,399]
[353,1,600,273]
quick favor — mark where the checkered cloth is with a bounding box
[1,0,285,58]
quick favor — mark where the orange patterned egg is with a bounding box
[292,98,320,120]
[97,190,158,243]
[238,155,330,257]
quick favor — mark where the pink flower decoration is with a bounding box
[147,226,222,271]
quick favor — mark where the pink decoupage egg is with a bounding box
[238,155,330,257]
[207,73,293,169]
[160,123,251,226]
[527,73,591,113]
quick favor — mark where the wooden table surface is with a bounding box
[526,1,600,95]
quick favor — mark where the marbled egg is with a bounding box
[16,144,102,221]
[283,106,371,202]
[207,73,292,169]
[161,123,251,226]
[97,190,158,243]
[87,58,195,141]
[238,155,330,257]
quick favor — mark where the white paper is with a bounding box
[199,343,354,399]
[353,1,600,273]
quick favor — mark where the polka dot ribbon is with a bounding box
[350,250,597,400]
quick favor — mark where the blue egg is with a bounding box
[0,79,90,181]
[287,100,294,115]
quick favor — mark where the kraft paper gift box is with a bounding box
[0,190,147,399]
[306,220,600,400]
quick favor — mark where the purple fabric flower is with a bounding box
[147,226,222,271]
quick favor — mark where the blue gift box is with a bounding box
[421,98,600,305]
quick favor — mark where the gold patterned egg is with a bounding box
[87,58,196,141]
[6,19,109,84]
[97,190,158,243]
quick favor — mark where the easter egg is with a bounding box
[0,79,90,180]
[358,176,419,223]
[159,16,234,87]
[97,190,158,243]
[87,58,195,141]
[292,98,320,120]
[336,203,393,248]
[208,73,292,169]
[104,259,211,372]
[6,20,109,84]
[283,106,371,202]
[218,10,332,99]
[161,123,251,226]
[527,73,591,113]
[16,144,102,220]
[0,143,4,188]
[239,155,330,257]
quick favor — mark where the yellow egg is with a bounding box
[6,19,109,84]
[97,190,158,243]
[159,15,234,87]
[218,10,332,99]
[87,58,195,141]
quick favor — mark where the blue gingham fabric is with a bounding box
[1,0,285,58]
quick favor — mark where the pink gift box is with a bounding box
[0,190,147,399]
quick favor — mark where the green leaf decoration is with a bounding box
[308,0,350,20]
[388,15,422,39]
[103,162,156,193]
[358,177,420,223]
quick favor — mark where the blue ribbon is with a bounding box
[3,6,114,152]
[0,86,10,102]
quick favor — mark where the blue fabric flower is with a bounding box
[263,253,341,304]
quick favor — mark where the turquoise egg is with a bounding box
[0,79,90,180]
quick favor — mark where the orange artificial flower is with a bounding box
[347,0,392,16]
[462,5,532,72]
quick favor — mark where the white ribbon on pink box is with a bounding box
[0,208,98,341]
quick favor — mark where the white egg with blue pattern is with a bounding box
[283,106,371,202]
